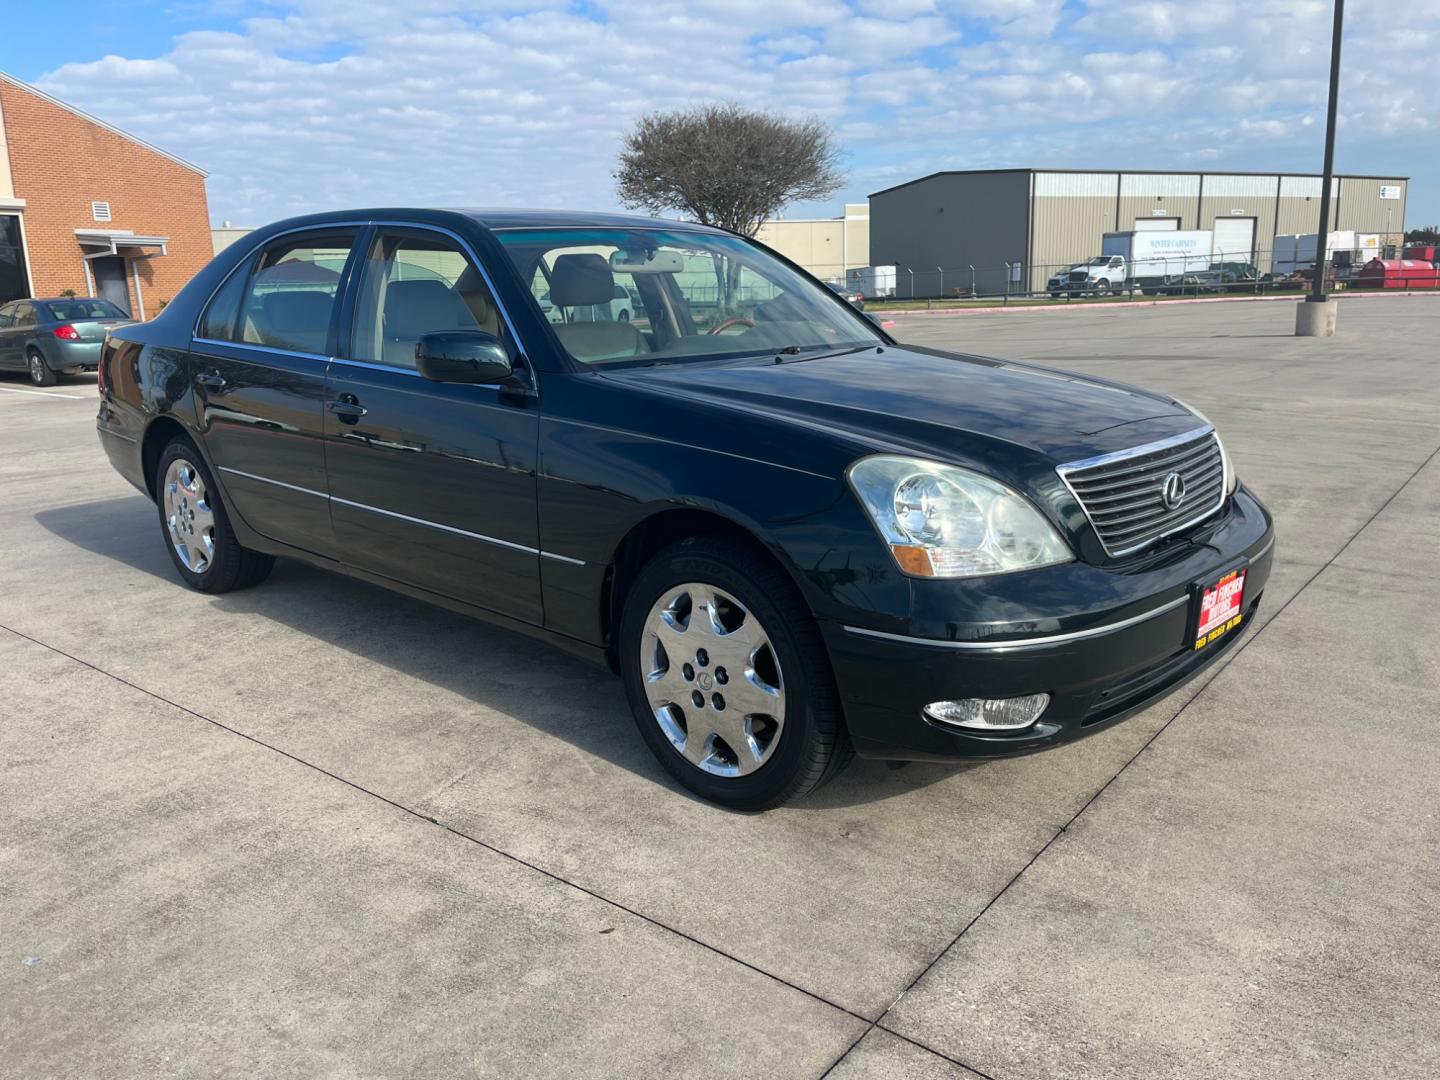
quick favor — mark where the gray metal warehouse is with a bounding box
[868,168,1409,297]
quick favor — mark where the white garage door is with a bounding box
[1133,217,1179,231]
[1213,217,1256,262]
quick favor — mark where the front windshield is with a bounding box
[494,227,882,369]
[1086,256,1109,266]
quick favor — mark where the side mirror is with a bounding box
[416,330,515,385]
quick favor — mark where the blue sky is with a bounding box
[3,0,1434,228]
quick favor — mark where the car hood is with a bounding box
[615,345,1199,466]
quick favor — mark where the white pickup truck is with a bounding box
[1049,231,1217,296]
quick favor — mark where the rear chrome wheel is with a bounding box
[28,350,57,387]
[640,583,785,777]
[163,457,216,574]
[153,437,274,593]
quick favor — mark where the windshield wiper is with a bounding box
[773,343,878,365]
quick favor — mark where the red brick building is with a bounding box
[0,72,213,318]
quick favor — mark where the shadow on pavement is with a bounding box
[35,495,964,809]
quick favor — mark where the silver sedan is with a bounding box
[0,297,134,386]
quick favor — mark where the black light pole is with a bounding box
[1309,0,1345,303]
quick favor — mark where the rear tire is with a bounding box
[618,536,852,810]
[154,437,275,593]
[27,350,57,387]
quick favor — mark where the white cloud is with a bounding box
[30,0,1439,224]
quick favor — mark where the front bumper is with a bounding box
[822,487,1274,761]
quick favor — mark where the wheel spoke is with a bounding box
[727,671,783,718]
[681,725,716,766]
[644,665,688,708]
[714,712,764,775]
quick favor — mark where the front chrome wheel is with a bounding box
[163,458,216,574]
[640,582,786,777]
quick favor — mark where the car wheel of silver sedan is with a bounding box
[619,537,851,810]
[27,350,57,387]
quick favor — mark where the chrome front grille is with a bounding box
[1058,428,1226,557]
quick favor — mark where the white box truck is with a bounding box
[845,265,897,299]
[1272,231,1381,278]
[1103,230,1215,294]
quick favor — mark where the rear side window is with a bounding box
[198,259,251,341]
[210,230,356,355]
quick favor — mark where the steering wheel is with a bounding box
[709,316,757,335]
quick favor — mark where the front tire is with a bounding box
[27,350,57,387]
[618,537,851,810]
[154,437,274,593]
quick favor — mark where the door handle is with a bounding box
[195,372,226,391]
[327,396,367,422]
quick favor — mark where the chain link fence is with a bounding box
[795,243,1427,306]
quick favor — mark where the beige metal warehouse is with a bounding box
[869,169,1409,297]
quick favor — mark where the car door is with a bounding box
[5,302,38,366]
[189,227,361,557]
[323,224,543,624]
[0,303,19,366]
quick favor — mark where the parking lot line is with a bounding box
[0,385,88,400]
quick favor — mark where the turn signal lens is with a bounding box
[53,324,81,340]
[924,694,1051,731]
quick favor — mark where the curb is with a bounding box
[882,291,1440,318]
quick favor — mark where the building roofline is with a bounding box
[870,167,1409,198]
[869,169,1031,198]
[0,71,208,178]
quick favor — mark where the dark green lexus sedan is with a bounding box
[96,209,1274,809]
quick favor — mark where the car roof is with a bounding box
[243,207,729,237]
[451,208,723,233]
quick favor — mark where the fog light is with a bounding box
[924,693,1051,731]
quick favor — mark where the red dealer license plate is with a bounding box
[1195,568,1247,651]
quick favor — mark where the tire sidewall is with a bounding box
[154,438,234,591]
[618,542,828,808]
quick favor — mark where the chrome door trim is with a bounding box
[843,595,1189,652]
[218,465,327,500]
[330,494,585,565]
[193,337,331,364]
[218,466,586,564]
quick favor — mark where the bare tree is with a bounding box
[615,103,843,238]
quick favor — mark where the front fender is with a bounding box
[535,376,911,645]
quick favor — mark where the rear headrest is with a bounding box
[549,254,614,308]
[260,290,332,333]
[383,279,472,337]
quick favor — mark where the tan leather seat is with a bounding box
[548,254,649,363]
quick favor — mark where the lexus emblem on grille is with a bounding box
[1161,471,1186,510]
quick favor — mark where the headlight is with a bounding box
[1173,400,1239,496]
[848,456,1072,578]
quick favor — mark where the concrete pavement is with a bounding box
[2,295,1436,1077]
